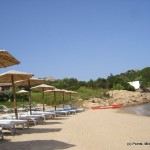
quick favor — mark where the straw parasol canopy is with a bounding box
[16,89,29,94]
[31,84,55,91]
[15,78,44,86]
[0,50,20,68]
[45,89,66,94]
[31,84,55,111]
[45,89,66,110]
[64,90,78,94]
[64,90,78,101]
[0,70,33,83]
[16,90,29,108]
[0,70,33,119]
[15,78,44,114]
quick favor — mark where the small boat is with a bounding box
[110,104,123,109]
[91,104,123,110]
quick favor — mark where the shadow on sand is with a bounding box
[42,121,63,125]
[50,117,70,120]
[3,128,62,136]
[22,128,62,134]
[0,139,76,150]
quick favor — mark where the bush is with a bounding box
[126,84,135,91]
[77,87,108,100]
[113,84,124,90]
[0,92,12,101]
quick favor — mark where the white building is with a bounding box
[128,81,140,90]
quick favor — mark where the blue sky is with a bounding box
[0,0,150,81]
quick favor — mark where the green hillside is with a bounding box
[0,67,149,108]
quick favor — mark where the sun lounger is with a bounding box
[57,109,76,114]
[0,127,3,139]
[46,110,69,116]
[31,111,55,119]
[1,119,29,129]
[9,120,29,129]
[7,112,37,126]
[0,114,29,129]
[63,105,84,112]
[0,120,16,135]
[17,107,27,112]
[18,114,44,125]
[65,109,76,114]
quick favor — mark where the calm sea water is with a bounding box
[118,103,150,117]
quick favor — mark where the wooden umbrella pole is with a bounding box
[63,93,64,102]
[22,93,24,109]
[62,92,65,109]
[28,80,32,115]
[70,93,71,100]
[42,88,45,111]
[11,75,18,119]
[54,91,56,111]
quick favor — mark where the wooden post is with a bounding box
[70,93,71,100]
[11,75,18,119]
[42,88,45,111]
[28,80,32,115]
[54,91,56,110]
[63,93,64,102]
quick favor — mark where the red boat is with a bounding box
[111,104,123,109]
[91,104,123,110]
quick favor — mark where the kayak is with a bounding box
[91,104,123,110]
[111,104,123,109]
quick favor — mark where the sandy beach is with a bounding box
[1,109,150,150]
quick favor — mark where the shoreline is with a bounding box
[117,103,150,117]
[122,101,150,107]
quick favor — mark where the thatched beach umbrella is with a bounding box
[15,78,44,114]
[16,89,29,108]
[45,89,66,110]
[64,90,78,101]
[0,70,33,119]
[0,50,20,68]
[31,84,55,111]
[16,89,29,94]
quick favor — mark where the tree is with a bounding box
[107,73,114,89]
[87,79,95,89]
[140,67,150,87]
[95,78,107,89]
[77,81,87,88]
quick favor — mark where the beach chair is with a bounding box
[0,127,3,139]
[46,110,69,117]
[18,113,44,125]
[63,105,84,113]
[60,108,76,114]
[0,114,29,129]
[0,120,16,135]
[31,111,55,119]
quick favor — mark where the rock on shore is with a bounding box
[82,90,150,109]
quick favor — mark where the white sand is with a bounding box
[1,109,150,150]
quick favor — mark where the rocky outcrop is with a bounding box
[106,90,150,106]
[82,90,150,109]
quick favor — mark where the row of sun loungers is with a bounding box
[46,105,84,116]
[0,105,84,139]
